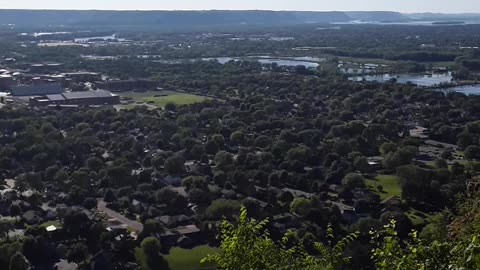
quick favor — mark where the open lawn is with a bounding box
[365,175,402,200]
[117,90,177,98]
[165,245,220,270]
[141,94,208,108]
[406,208,433,226]
[366,175,434,226]
[425,160,438,168]
[39,220,62,228]
[118,91,209,108]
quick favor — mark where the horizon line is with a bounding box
[0,8,477,15]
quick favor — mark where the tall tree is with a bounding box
[9,252,29,270]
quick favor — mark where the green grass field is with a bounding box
[118,91,209,109]
[141,94,208,108]
[365,175,402,200]
[39,220,62,228]
[165,245,220,270]
[426,160,438,168]
[406,208,433,226]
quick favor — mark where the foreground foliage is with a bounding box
[204,208,480,270]
[371,219,480,270]
[202,206,358,270]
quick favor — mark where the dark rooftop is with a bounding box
[46,94,66,101]
[10,83,64,96]
[62,90,113,100]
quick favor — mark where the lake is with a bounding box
[351,72,480,95]
[441,85,480,95]
[75,34,125,43]
[351,73,453,87]
[201,56,323,68]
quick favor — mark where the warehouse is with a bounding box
[95,79,157,92]
[0,75,14,90]
[30,90,120,106]
[63,72,101,82]
[10,83,64,96]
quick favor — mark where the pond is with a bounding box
[351,73,453,87]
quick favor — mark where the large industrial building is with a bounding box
[95,79,157,92]
[10,83,64,96]
[0,74,14,90]
[29,90,120,107]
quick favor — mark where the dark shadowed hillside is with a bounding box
[346,11,410,22]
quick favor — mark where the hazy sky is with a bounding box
[0,0,479,13]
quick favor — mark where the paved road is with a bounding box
[97,200,144,233]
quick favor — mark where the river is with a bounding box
[351,73,453,87]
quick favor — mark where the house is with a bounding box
[244,197,269,208]
[282,188,314,199]
[177,235,195,248]
[169,186,188,197]
[367,156,383,170]
[55,204,69,217]
[70,206,95,221]
[331,201,357,223]
[106,224,129,234]
[161,176,181,186]
[55,259,78,270]
[57,193,68,201]
[273,213,294,228]
[147,205,162,217]
[410,126,429,139]
[0,199,9,215]
[221,189,237,199]
[46,225,59,232]
[381,196,403,208]
[45,210,58,221]
[129,199,147,214]
[272,222,287,234]
[329,184,343,194]
[160,224,202,250]
[158,215,192,228]
[101,152,112,161]
[22,210,43,225]
[12,200,32,212]
[175,224,201,238]
[90,250,113,270]
[273,213,294,222]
